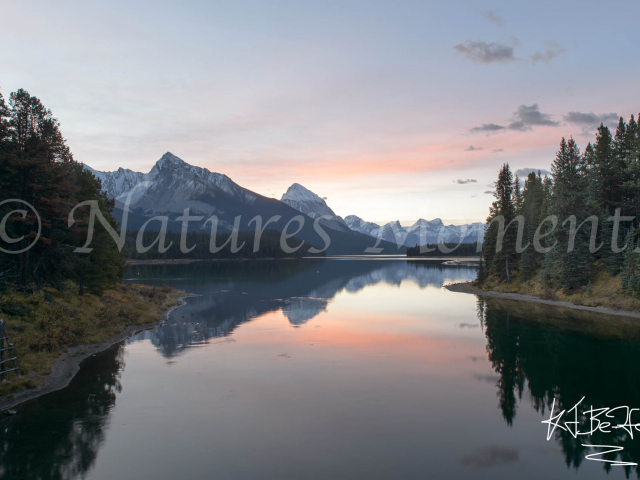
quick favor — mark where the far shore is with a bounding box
[126,258,202,265]
[126,256,480,265]
[125,257,311,265]
[445,282,640,320]
[0,293,196,412]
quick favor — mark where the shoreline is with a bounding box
[445,282,640,319]
[125,257,309,265]
[0,293,196,412]
[126,256,480,266]
[126,258,201,265]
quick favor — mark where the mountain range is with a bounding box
[86,152,483,254]
[345,216,484,247]
[279,182,483,247]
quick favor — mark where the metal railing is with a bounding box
[0,319,20,381]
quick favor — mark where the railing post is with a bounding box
[0,319,5,382]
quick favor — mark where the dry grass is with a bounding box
[0,283,181,398]
[478,271,640,312]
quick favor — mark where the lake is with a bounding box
[2,258,640,479]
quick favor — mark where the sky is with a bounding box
[2,0,640,225]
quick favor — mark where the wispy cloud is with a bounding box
[453,41,515,64]
[457,179,478,184]
[530,41,567,64]
[466,145,483,151]
[470,123,506,133]
[479,11,504,26]
[564,111,618,127]
[455,39,565,65]
[484,190,493,194]
[471,104,559,134]
[515,167,551,177]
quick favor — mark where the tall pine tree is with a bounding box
[485,164,518,283]
[541,138,592,290]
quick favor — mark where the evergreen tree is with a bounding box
[597,118,633,275]
[593,124,616,214]
[622,115,640,224]
[66,164,125,295]
[541,138,591,290]
[612,117,632,214]
[620,228,640,296]
[582,143,601,215]
[480,201,499,282]
[0,89,76,289]
[0,91,13,283]
[519,171,544,279]
[514,176,524,214]
[488,164,517,282]
[0,91,8,144]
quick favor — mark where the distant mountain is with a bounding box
[345,216,484,247]
[281,183,340,220]
[280,183,350,233]
[344,215,381,237]
[87,153,256,216]
[86,152,402,255]
[85,166,148,203]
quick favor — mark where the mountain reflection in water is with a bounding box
[128,259,475,358]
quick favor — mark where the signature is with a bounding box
[542,397,639,466]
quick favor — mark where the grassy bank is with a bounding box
[0,283,182,399]
[477,271,640,313]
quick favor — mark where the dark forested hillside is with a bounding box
[123,229,324,260]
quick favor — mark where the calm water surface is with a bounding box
[2,259,640,479]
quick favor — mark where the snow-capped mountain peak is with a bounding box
[343,215,484,246]
[344,215,381,237]
[280,184,347,229]
[85,165,151,202]
[155,151,185,169]
[85,152,256,214]
[282,183,325,206]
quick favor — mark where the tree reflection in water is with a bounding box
[480,297,640,477]
[0,344,124,480]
